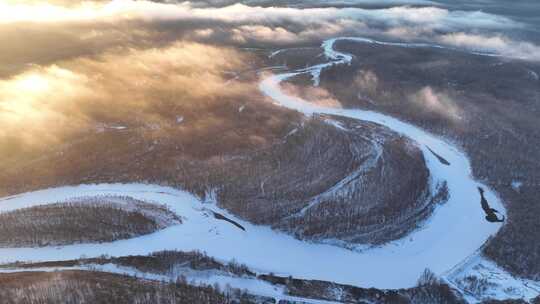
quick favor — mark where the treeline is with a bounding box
[0,197,180,247]
[3,250,254,280]
[483,185,540,281]
[112,250,254,278]
[260,269,466,304]
[0,270,264,304]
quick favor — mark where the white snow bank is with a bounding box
[446,255,540,302]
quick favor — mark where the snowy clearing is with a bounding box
[445,255,540,303]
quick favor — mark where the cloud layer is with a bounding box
[1,0,537,62]
[1,0,539,161]
[408,86,462,122]
[0,41,253,154]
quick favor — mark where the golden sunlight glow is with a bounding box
[14,74,50,92]
[0,0,196,24]
[0,66,82,126]
[0,0,131,23]
[0,43,248,146]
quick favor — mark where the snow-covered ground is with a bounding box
[0,36,536,301]
[258,36,537,299]
[0,263,338,304]
[0,182,475,289]
[260,39,506,284]
[445,255,540,303]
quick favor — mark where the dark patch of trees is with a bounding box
[3,250,253,279]
[113,250,254,277]
[0,270,265,304]
[0,197,180,247]
[260,268,465,304]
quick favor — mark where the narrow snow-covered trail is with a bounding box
[0,37,508,292]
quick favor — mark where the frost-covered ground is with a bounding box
[0,36,537,302]
[445,255,540,303]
